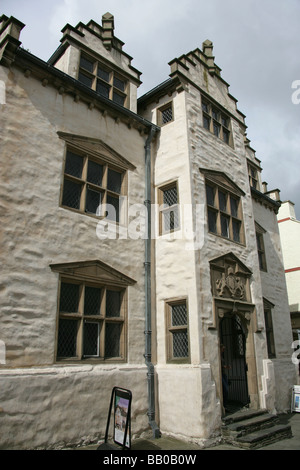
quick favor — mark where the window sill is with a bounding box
[55,357,127,365]
[59,205,123,226]
[207,230,246,247]
[201,126,234,149]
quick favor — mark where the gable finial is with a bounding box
[102,12,114,49]
[202,39,216,74]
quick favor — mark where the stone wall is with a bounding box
[0,61,150,448]
[0,365,149,449]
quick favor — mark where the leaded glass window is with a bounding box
[56,280,125,362]
[61,149,124,222]
[166,300,189,363]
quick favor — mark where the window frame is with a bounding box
[165,298,190,364]
[201,97,232,146]
[255,223,267,271]
[60,146,126,223]
[157,101,174,126]
[56,277,127,363]
[248,163,259,190]
[157,181,180,235]
[205,182,244,244]
[78,53,128,107]
[263,299,276,359]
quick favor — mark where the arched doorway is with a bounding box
[220,314,250,411]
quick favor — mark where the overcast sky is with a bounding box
[2,0,300,218]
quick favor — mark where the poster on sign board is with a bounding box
[113,388,131,448]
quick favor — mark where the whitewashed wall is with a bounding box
[0,65,150,448]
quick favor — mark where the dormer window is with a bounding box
[78,53,127,107]
[201,97,231,146]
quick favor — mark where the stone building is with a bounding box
[276,200,300,372]
[0,12,296,449]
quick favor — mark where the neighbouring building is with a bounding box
[0,12,297,449]
[276,199,300,378]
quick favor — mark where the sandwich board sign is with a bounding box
[98,387,132,450]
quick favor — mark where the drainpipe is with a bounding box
[144,125,160,438]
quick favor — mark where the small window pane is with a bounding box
[65,151,83,178]
[59,283,79,313]
[62,179,82,209]
[232,219,241,242]
[223,129,230,144]
[113,91,125,106]
[163,207,179,232]
[172,303,187,326]
[106,290,121,318]
[80,56,94,73]
[208,209,217,233]
[202,101,209,113]
[107,169,122,194]
[84,286,101,315]
[83,322,100,357]
[221,215,230,238]
[87,160,103,186]
[97,66,110,82]
[173,331,188,358]
[86,188,102,215]
[256,233,262,251]
[163,186,178,206]
[57,319,78,358]
[213,121,220,137]
[78,71,93,88]
[161,105,173,124]
[105,323,121,358]
[203,115,210,130]
[113,76,125,91]
[230,197,238,217]
[221,115,229,128]
[219,191,227,212]
[212,108,219,120]
[206,185,215,206]
[264,310,276,358]
[96,80,110,98]
[106,195,120,223]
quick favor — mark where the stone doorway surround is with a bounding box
[209,253,260,413]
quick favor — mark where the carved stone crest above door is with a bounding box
[210,252,252,302]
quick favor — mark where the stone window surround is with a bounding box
[50,260,136,364]
[201,96,232,146]
[255,222,268,272]
[56,278,126,362]
[165,297,190,364]
[61,146,126,222]
[205,181,244,244]
[157,180,180,236]
[157,101,174,126]
[263,298,276,359]
[57,132,135,224]
[248,162,259,190]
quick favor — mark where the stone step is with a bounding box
[222,408,268,426]
[221,409,292,449]
[222,413,279,439]
[234,423,292,449]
